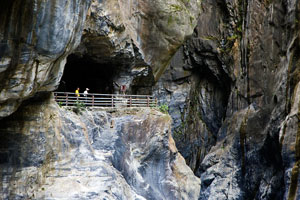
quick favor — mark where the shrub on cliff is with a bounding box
[159,104,169,114]
[72,101,85,114]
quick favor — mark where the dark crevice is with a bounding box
[190,54,232,118]
[176,53,232,173]
[57,54,119,94]
[216,0,231,23]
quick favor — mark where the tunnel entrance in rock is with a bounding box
[57,54,116,94]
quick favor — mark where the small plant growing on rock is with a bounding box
[150,102,157,108]
[159,104,169,114]
[58,101,63,107]
[72,101,85,114]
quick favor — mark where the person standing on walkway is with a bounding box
[83,88,89,104]
[75,88,80,97]
[120,85,126,95]
[84,88,89,97]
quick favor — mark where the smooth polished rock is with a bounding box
[0,0,91,119]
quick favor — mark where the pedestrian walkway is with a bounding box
[54,92,157,108]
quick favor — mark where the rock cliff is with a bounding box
[154,0,300,199]
[0,1,203,199]
[80,0,201,79]
[0,0,91,118]
[0,0,200,118]
[0,94,200,199]
[1,0,300,199]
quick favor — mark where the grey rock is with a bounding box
[0,95,201,199]
[153,0,299,199]
[0,0,91,118]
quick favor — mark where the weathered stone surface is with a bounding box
[153,0,300,199]
[116,0,201,80]
[280,82,300,200]
[0,0,91,119]
[0,0,201,118]
[2,0,300,199]
[74,0,201,92]
[0,95,201,199]
[200,105,284,200]
[153,0,232,172]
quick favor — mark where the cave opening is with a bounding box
[57,54,117,94]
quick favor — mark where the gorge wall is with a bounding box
[1,0,300,199]
[0,0,91,118]
[155,0,300,199]
[0,0,202,199]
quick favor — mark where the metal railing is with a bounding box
[54,92,158,108]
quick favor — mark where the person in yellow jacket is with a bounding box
[75,88,80,97]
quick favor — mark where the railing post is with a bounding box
[66,93,68,106]
[147,96,149,107]
[54,93,57,101]
[92,95,94,107]
[112,95,114,107]
[129,97,132,107]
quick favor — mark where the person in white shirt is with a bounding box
[84,88,89,96]
[83,88,89,104]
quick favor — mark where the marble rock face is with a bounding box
[0,0,201,119]
[152,0,300,199]
[0,0,91,119]
[0,95,201,199]
[81,0,201,78]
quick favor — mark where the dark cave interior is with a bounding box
[57,54,116,94]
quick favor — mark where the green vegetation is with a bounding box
[227,34,238,41]
[170,4,184,12]
[150,102,157,108]
[237,25,243,34]
[72,101,85,114]
[189,16,194,25]
[159,104,169,114]
[168,15,173,26]
[203,35,218,41]
[58,101,63,107]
